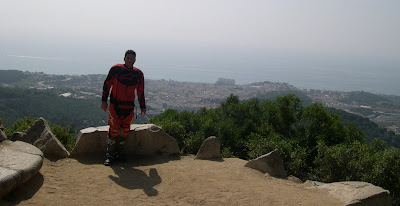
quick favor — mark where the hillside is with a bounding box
[1,156,343,206]
[0,86,107,129]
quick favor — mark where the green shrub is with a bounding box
[4,116,76,151]
[182,131,205,154]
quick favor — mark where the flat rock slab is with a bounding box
[0,140,43,198]
[305,181,392,206]
[70,124,179,158]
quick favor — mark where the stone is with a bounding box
[0,140,43,198]
[70,124,180,158]
[287,175,303,183]
[305,181,392,206]
[0,140,44,157]
[244,149,287,178]
[11,132,23,140]
[195,136,221,160]
[10,117,69,159]
[0,122,6,142]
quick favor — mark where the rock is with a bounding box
[287,175,303,183]
[0,140,43,198]
[11,132,23,140]
[305,181,392,206]
[0,122,6,142]
[10,117,69,159]
[195,136,221,160]
[70,124,179,158]
[244,149,287,178]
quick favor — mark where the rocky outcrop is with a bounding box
[0,122,6,142]
[70,124,179,158]
[195,136,221,160]
[10,117,69,159]
[0,140,43,198]
[244,149,287,178]
[305,181,391,206]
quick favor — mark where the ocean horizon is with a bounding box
[1,53,399,96]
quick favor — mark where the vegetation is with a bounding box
[340,91,400,109]
[0,70,28,83]
[0,86,106,129]
[0,86,150,129]
[4,116,76,151]
[150,94,400,202]
[328,107,400,148]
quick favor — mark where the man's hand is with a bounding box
[141,108,146,116]
[101,101,108,111]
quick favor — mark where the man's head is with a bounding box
[124,50,136,68]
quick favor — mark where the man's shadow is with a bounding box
[109,163,161,196]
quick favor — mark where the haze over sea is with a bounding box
[1,47,399,96]
[1,1,400,96]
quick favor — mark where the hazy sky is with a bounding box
[2,0,400,58]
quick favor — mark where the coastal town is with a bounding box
[2,71,400,134]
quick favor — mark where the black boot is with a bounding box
[115,136,127,162]
[104,135,117,166]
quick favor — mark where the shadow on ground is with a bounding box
[0,173,44,205]
[75,154,181,166]
[109,165,161,196]
[75,154,181,196]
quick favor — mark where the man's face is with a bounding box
[124,54,136,68]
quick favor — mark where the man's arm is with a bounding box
[137,70,146,116]
[141,108,146,116]
[101,67,115,111]
[101,101,108,111]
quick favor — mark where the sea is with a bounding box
[0,52,399,96]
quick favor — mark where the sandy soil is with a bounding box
[1,155,343,206]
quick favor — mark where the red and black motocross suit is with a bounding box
[102,64,146,138]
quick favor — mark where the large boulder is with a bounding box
[305,181,392,206]
[0,140,43,198]
[0,122,6,142]
[195,136,221,160]
[70,124,179,158]
[244,149,287,178]
[10,117,69,159]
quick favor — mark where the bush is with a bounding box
[5,116,37,137]
[49,123,76,151]
[3,116,76,152]
[150,94,400,201]
[182,131,205,154]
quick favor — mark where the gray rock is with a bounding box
[195,136,221,160]
[0,140,43,198]
[11,132,24,140]
[244,149,287,178]
[0,122,6,142]
[70,124,180,158]
[0,140,44,157]
[10,117,69,159]
[305,181,392,206]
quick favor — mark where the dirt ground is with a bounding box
[1,155,343,206]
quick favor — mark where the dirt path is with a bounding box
[1,155,342,206]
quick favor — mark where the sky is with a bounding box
[1,0,400,93]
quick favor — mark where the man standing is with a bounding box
[101,50,146,166]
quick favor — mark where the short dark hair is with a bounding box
[125,50,136,58]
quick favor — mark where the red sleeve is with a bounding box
[102,67,115,102]
[137,70,146,109]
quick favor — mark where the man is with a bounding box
[101,50,146,166]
